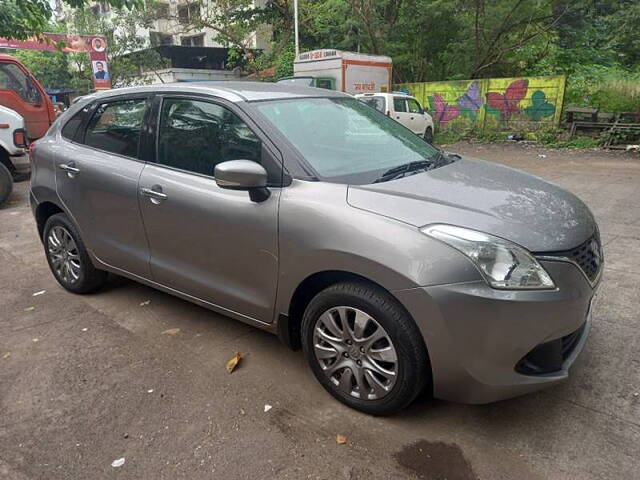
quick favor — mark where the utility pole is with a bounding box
[294,0,300,57]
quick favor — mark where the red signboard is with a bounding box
[0,33,111,90]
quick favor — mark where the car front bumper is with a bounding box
[393,260,599,404]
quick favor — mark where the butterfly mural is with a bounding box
[430,94,461,127]
[456,81,482,118]
[485,79,529,120]
[429,81,483,127]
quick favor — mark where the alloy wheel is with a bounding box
[313,306,398,400]
[47,225,81,285]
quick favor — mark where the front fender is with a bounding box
[274,180,480,318]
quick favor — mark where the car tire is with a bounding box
[423,127,434,144]
[301,281,430,415]
[43,213,107,294]
[0,162,13,206]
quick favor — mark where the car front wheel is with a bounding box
[43,213,107,293]
[302,281,430,415]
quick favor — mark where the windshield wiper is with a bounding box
[373,160,434,183]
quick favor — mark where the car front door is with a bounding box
[407,98,427,135]
[137,95,280,323]
[54,95,152,278]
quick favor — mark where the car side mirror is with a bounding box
[214,160,271,202]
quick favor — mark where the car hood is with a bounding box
[347,157,596,252]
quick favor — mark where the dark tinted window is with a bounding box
[157,98,261,177]
[315,78,333,90]
[61,108,87,141]
[393,98,407,112]
[84,98,146,157]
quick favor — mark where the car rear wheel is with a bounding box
[43,213,107,294]
[301,281,430,415]
[0,162,13,206]
[423,127,434,144]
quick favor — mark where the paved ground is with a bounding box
[1,142,639,480]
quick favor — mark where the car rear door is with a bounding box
[137,94,280,323]
[54,95,152,278]
[391,97,414,132]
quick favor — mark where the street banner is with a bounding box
[0,33,111,90]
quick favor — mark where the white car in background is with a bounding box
[355,93,435,144]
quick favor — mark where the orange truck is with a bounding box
[0,54,55,205]
[0,54,56,140]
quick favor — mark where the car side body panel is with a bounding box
[273,179,482,320]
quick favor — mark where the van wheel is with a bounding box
[43,213,107,294]
[0,162,13,206]
[301,281,430,415]
[423,127,434,144]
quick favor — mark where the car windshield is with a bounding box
[255,97,447,184]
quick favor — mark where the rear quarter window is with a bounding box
[61,108,87,141]
[359,96,385,113]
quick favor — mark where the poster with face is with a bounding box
[91,37,106,52]
[0,33,111,90]
[92,60,111,89]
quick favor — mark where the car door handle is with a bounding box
[140,187,168,202]
[59,163,80,173]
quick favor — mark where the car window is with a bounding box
[84,98,146,157]
[315,78,334,90]
[61,107,88,141]
[157,98,262,177]
[393,98,407,113]
[407,98,423,114]
[0,63,42,104]
[359,96,385,113]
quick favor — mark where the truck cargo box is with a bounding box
[293,49,392,95]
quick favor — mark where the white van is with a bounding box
[356,93,435,143]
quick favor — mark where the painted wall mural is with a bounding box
[397,75,566,133]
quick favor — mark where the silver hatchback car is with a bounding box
[30,83,602,415]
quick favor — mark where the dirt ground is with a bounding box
[1,142,639,479]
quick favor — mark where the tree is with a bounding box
[0,0,141,39]
[12,49,73,89]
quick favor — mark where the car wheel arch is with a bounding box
[35,201,64,241]
[279,270,428,353]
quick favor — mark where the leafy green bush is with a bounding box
[565,65,640,113]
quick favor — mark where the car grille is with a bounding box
[541,233,603,283]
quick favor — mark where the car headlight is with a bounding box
[421,224,555,290]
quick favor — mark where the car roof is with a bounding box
[83,81,350,103]
[355,93,415,99]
